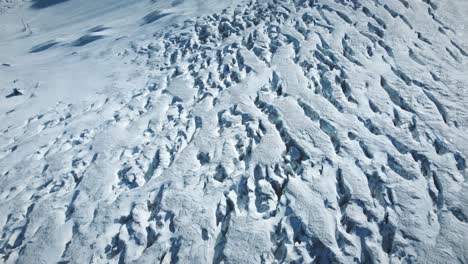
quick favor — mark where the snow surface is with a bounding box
[1,0,468,263]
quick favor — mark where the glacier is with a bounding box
[0,0,467,263]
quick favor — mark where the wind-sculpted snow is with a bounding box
[0,0,468,263]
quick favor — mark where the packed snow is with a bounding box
[1,0,467,263]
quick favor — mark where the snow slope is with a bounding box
[1,0,468,263]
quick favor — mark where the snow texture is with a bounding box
[1,0,468,263]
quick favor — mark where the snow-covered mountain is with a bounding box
[1,0,467,263]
